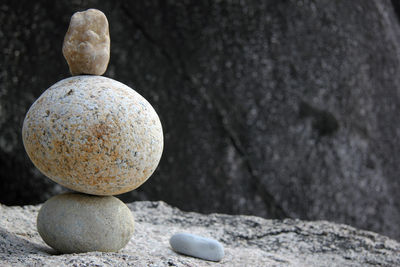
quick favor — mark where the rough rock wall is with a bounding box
[1,0,400,240]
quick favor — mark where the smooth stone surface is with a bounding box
[1,201,400,266]
[37,193,134,253]
[22,75,163,195]
[62,9,110,75]
[170,232,224,261]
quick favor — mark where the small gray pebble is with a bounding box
[169,232,224,262]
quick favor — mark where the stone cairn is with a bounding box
[22,9,163,253]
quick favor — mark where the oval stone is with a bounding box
[37,193,134,253]
[22,75,163,195]
[170,233,224,262]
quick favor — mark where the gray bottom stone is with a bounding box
[37,193,135,253]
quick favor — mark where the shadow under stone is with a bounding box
[0,227,56,256]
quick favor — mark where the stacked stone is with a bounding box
[22,9,163,253]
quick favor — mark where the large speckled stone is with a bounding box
[37,193,135,253]
[22,75,163,195]
[62,9,110,75]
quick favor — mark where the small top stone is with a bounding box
[62,9,110,76]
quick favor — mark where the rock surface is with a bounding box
[0,201,399,266]
[37,193,134,253]
[62,9,110,76]
[1,1,400,241]
[22,75,163,195]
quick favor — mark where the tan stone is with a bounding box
[62,9,110,75]
[22,76,164,196]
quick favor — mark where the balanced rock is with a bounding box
[62,9,110,75]
[37,193,134,253]
[22,75,163,196]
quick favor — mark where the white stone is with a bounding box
[170,232,224,261]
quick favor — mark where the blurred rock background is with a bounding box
[1,0,399,240]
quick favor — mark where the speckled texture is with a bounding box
[62,9,110,75]
[22,75,163,195]
[37,193,134,253]
[1,201,400,266]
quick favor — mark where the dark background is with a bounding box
[1,0,400,240]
